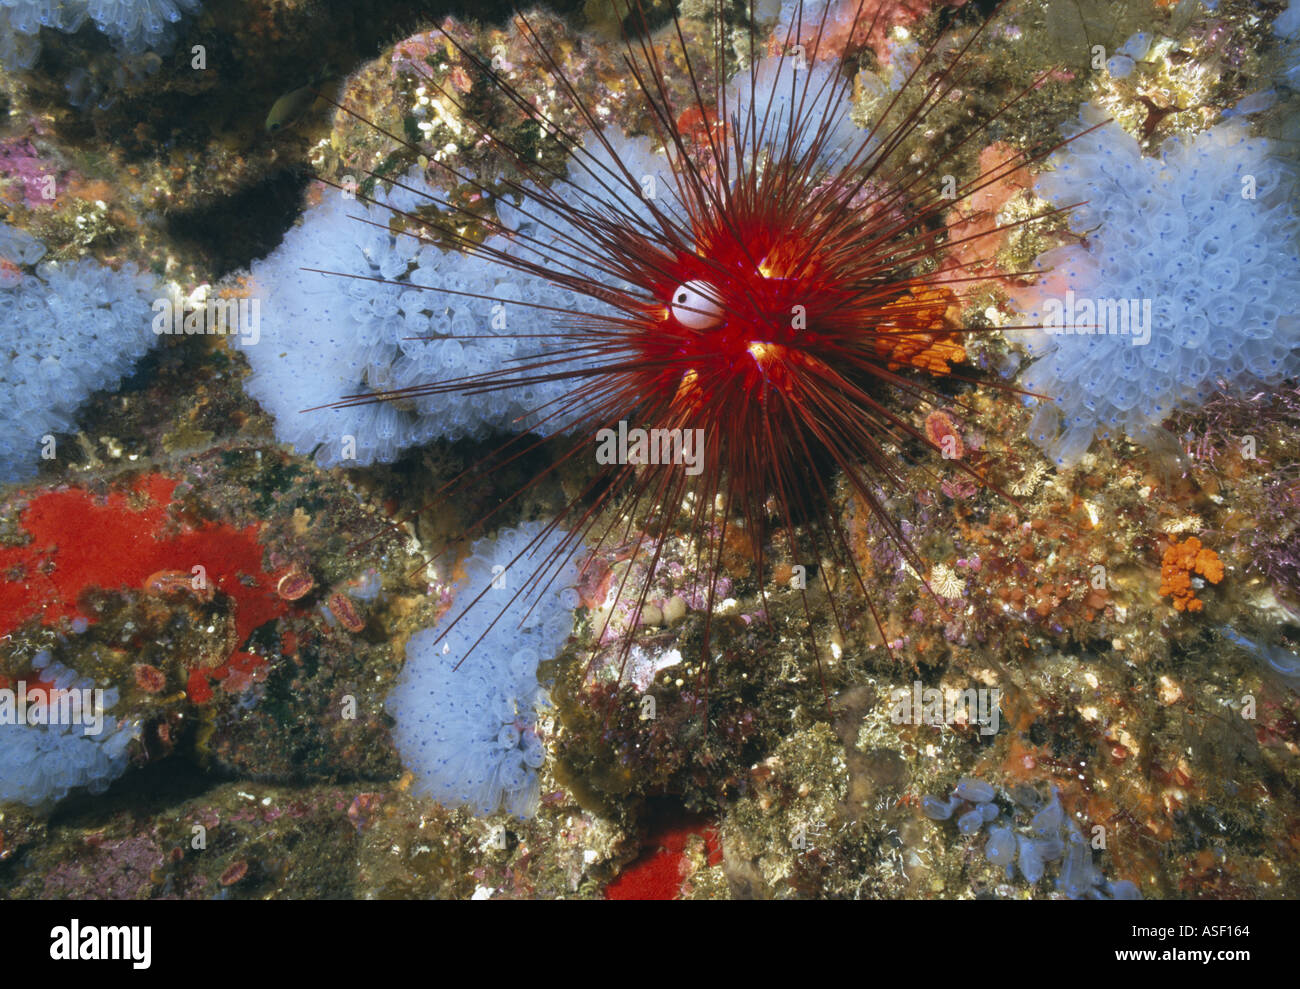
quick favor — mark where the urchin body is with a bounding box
[323,1,1061,679]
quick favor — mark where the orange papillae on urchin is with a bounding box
[322,0,1076,692]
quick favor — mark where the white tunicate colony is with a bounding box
[726,54,870,166]
[0,0,201,68]
[0,222,160,483]
[386,522,583,818]
[238,129,671,467]
[0,655,140,807]
[1010,103,1300,467]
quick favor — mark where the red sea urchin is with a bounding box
[320,0,1078,695]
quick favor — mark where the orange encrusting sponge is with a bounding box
[1159,536,1224,613]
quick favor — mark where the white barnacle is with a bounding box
[929,563,965,599]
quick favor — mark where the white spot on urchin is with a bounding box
[670,280,724,329]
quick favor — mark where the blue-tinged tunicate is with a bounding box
[1058,820,1110,899]
[1106,880,1142,900]
[1059,834,1091,898]
[954,777,995,803]
[923,794,959,820]
[924,778,1141,898]
[1018,835,1046,884]
[1220,90,1278,118]
[1105,54,1135,78]
[1105,32,1151,79]
[1031,789,1064,835]
[1278,0,1300,39]
[1036,835,1065,864]
[985,825,1017,867]
[1219,626,1300,691]
[727,53,879,168]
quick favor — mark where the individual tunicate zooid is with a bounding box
[922,795,957,820]
[953,777,995,803]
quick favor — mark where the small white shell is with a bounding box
[670,280,724,329]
